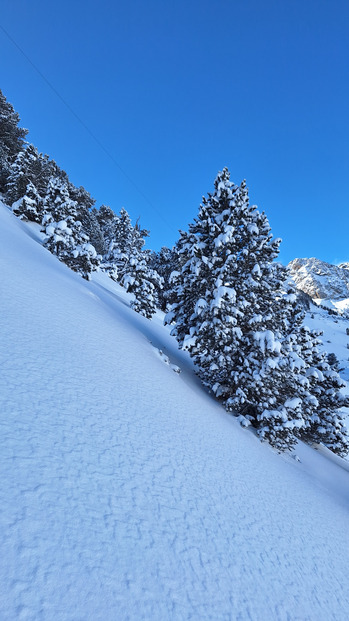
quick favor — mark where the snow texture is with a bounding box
[1,202,349,620]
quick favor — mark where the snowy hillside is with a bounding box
[1,201,349,621]
[305,303,349,383]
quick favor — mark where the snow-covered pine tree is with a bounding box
[122,250,162,319]
[42,214,99,280]
[269,291,349,455]
[5,144,54,208]
[255,288,313,450]
[12,180,44,222]
[96,204,119,256]
[102,207,132,279]
[114,209,144,274]
[103,208,149,281]
[0,89,28,192]
[6,144,37,205]
[297,327,349,456]
[165,171,245,371]
[68,182,95,213]
[43,176,100,279]
[81,207,105,255]
[68,183,95,230]
[44,175,77,221]
[66,182,107,255]
[149,246,179,311]
[308,363,349,456]
[108,209,162,318]
[91,205,160,315]
[164,222,213,348]
[167,168,309,450]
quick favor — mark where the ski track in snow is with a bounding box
[1,204,349,620]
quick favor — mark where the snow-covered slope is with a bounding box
[1,202,349,621]
[289,257,349,300]
[304,302,349,383]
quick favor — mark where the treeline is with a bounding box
[0,89,164,318]
[1,89,348,455]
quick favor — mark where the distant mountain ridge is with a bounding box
[288,257,349,300]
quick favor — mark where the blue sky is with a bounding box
[1,0,348,264]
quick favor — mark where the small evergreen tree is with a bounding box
[96,204,119,254]
[42,214,99,280]
[103,208,133,278]
[44,175,77,220]
[81,207,105,255]
[122,251,162,319]
[307,361,349,456]
[327,352,339,371]
[299,328,349,456]
[149,246,178,311]
[12,180,44,222]
[103,208,149,281]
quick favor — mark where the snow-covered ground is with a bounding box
[1,201,349,621]
[306,302,349,384]
[313,297,349,315]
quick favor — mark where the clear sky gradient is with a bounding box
[1,0,348,264]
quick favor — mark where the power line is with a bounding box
[0,22,176,235]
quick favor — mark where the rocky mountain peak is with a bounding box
[288,257,349,300]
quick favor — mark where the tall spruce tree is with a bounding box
[166,168,332,451]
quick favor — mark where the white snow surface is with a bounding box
[1,202,349,621]
[314,296,349,314]
[305,304,349,385]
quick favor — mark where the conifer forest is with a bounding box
[1,88,348,456]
